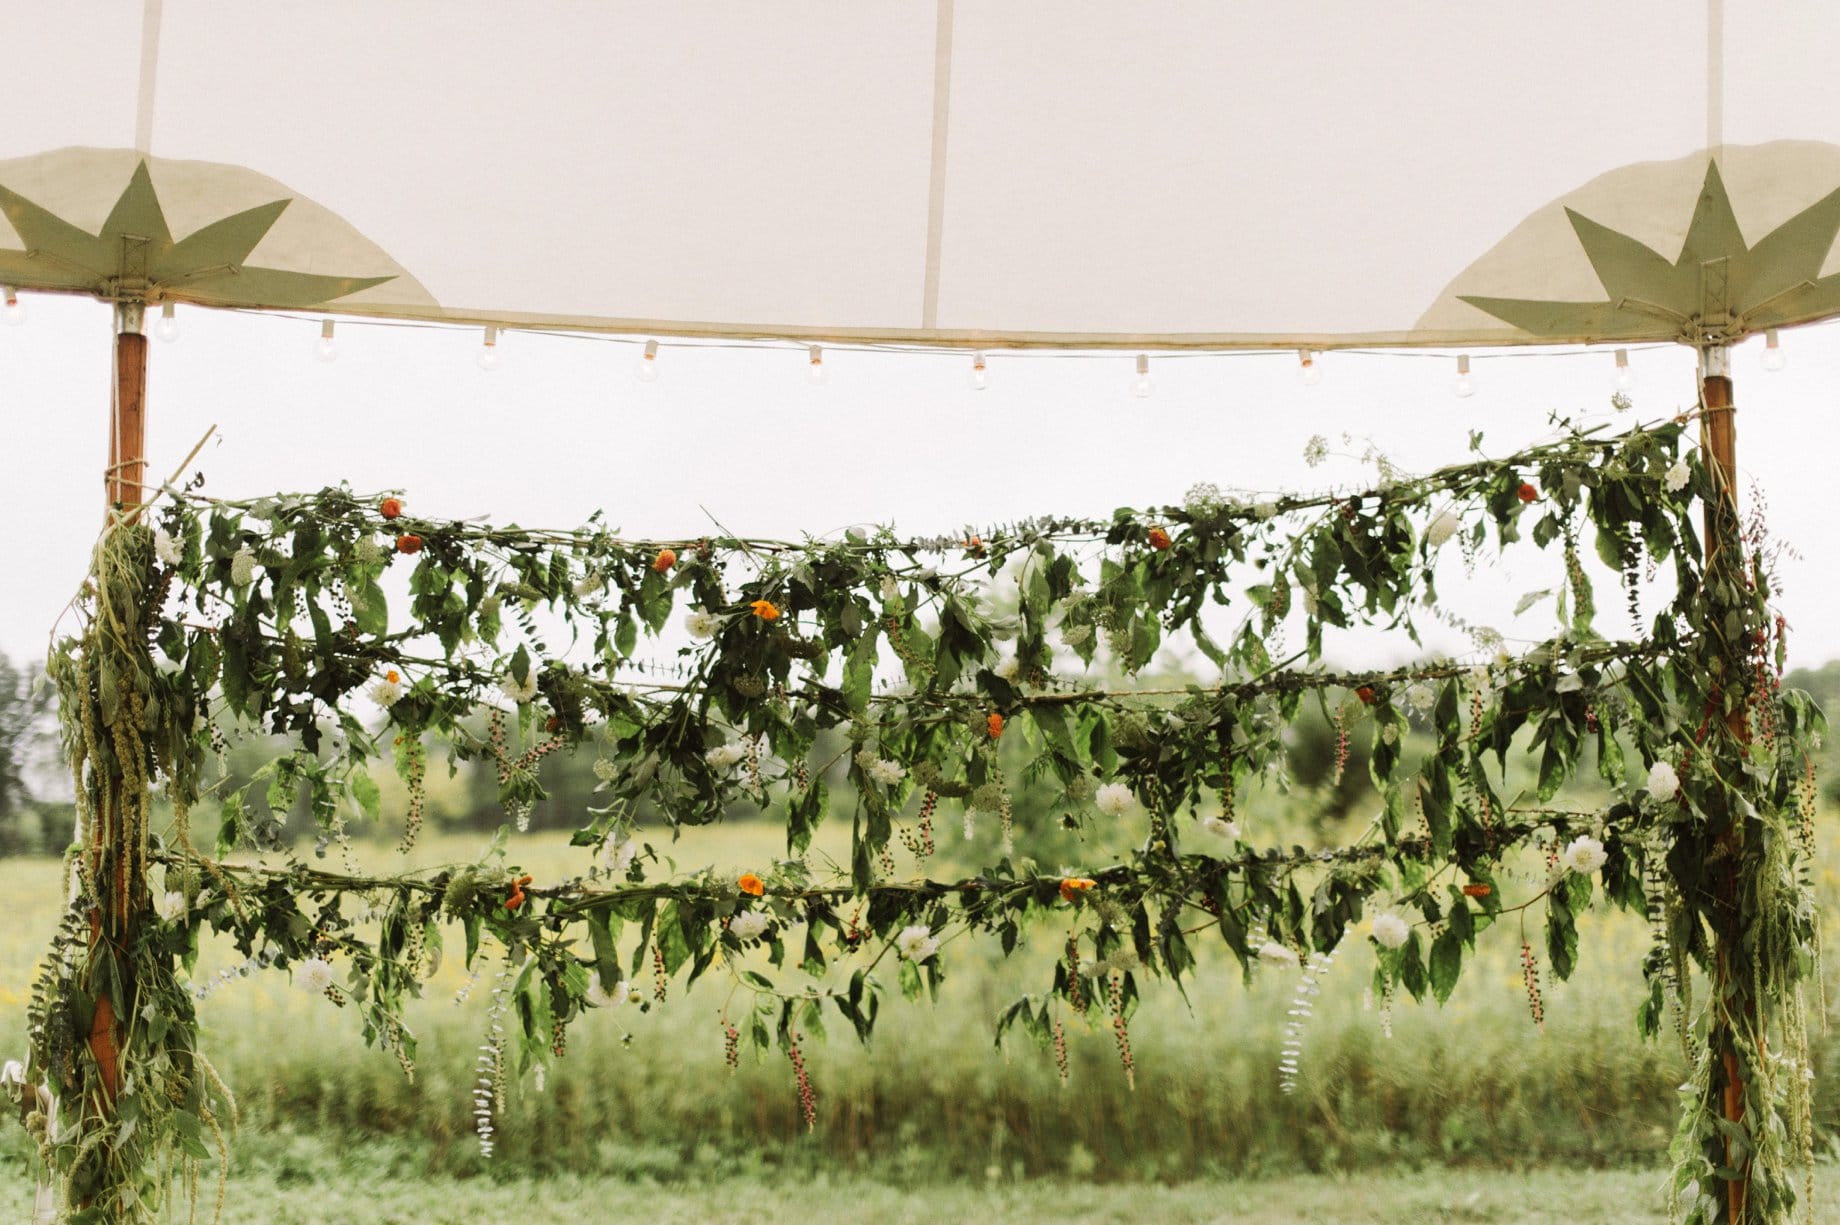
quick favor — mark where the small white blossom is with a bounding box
[153,528,182,566]
[705,742,747,769]
[500,668,539,703]
[229,546,257,586]
[994,656,1021,681]
[1183,482,1226,515]
[1426,511,1460,548]
[867,758,907,787]
[1664,460,1691,493]
[685,610,722,639]
[295,958,334,995]
[367,671,405,708]
[1406,683,1437,714]
[1370,912,1410,949]
[600,832,638,874]
[1562,834,1609,876]
[895,924,939,962]
[1302,435,1330,468]
[585,976,629,1008]
[161,890,187,918]
[1257,941,1299,968]
[1094,782,1134,817]
[880,575,900,601]
[1198,815,1240,841]
[729,910,771,942]
[573,571,602,599]
[1646,760,1680,800]
[1300,588,1320,617]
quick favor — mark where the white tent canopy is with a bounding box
[4,1,1840,350]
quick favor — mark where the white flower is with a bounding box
[1198,815,1240,842]
[1562,834,1608,876]
[880,575,900,601]
[153,528,182,566]
[705,742,747,769]
[585,976,629,1008]
[1094,782,1134,817]
[295,958,334,995]
[1426,512,1460,548]
[867,758,907,786]
[1664,460,1690,493]
[573,571,603,599]
[161,890,187,918]
[729,910,770,942]
[500,668,539,704]
[1300,588,1320,617]
[600,832,638,874]
[1060,624,1094,648]
[1370,912,1410,949]
[229,546,257,586]
[367,671,405,708]
[895,924,939,962]
[1646,760,1680,800]
[994,656,1020,681]
[1302,435,1330,468]
[685,610,722,639]
[1257,941,1299,968]
[1183,482,1226,515]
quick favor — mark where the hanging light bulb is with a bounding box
[968,351,990,391]
[1613,348,1635,391]
[635,339,660,382]
[2,287,24,326]
[154,302,180,342]
[476,325,500,371]
[315,319,338,363]
[1452,354,1474,398]
[806,344,828,385]
[1761,328,1786,372]
[1297,349,1321,386]
[1132,354,1154,398]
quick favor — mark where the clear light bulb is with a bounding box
[636,339,660,382]
[154,302,180,342]
[806,345,828,385]
[315,319,338,363]
[2,288,24,326]
[969,351,990,391]
[1132,354,1153,398]
[1762,329,1785,372]
[1298,350,1321,386]
[1611,348,1635,391]
[476,325,500,371]
[1452,354,1474,398]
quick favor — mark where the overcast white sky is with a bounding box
[1,294,1836,672]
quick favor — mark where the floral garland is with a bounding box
[7,417,1820,1223]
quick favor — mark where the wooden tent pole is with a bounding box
[108,303,147,510]
[1700,344,1749,1223]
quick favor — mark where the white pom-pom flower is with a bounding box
[154,528,183,566]
[1370,912,1410,949]
[1646,760,1680,800]
[1094,783,1135,816]
[705,743,747,769]
[867,758,907,786]
[1562,834,1609,876]
[229,546,258,586]
[295,958,334,995]
[600,832,638,875]
[1664,460,1691,493]
[500,668,539,704]
[367,669,406,708]
[729,911,771,942]
[994,656,1021,681]
[685,610,722,639]
[1426,511,1460,548]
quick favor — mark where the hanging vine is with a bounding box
[4,415,1821,1223]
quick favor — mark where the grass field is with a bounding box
[2,815,1838,1221]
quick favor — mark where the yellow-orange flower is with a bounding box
[738,872,766,896]
[384,669,400,685]
[750,599,780,622]
[1147,527,1172,551]
[1059,877,1097,902]
[987,712,1004,740]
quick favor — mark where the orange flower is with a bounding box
[750,599,780,622]
[506,873,534,911]
[379,497,403,520]
[1355,685,1375,706]
[652,548,677,573]
[385,669,400,685]
[1517,482,1539,503]
[986,712,1004,740]
[738,872,766,897]
[963,535,986,557]
[1059,877,1097,902]
[1462,883,1493,898]
[1147,527,1171,551]
[396,533,424,554]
